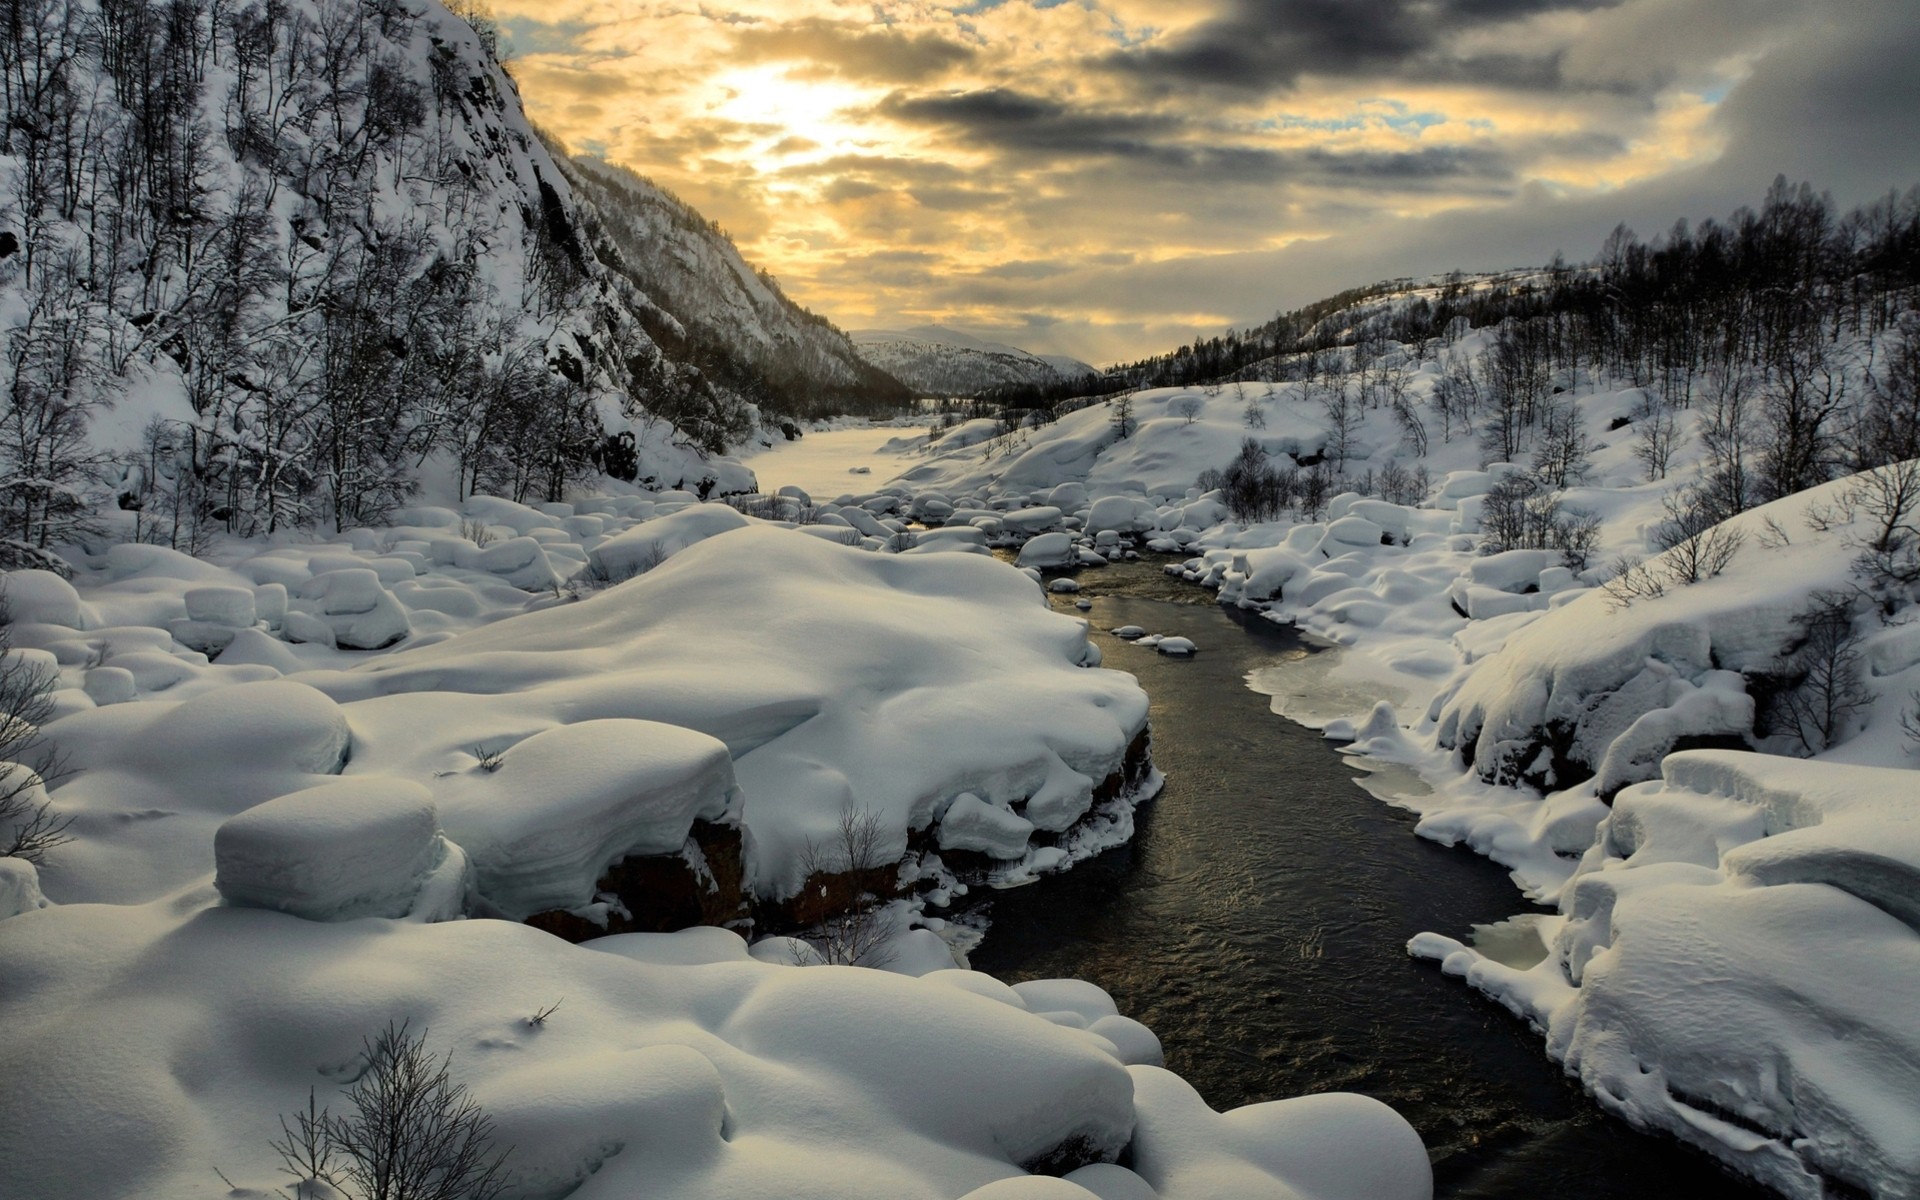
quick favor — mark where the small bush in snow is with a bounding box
[272,1021,512,1200]
[0,608,73,865]
[796,806,895,968]
[1771,596,1873,755]
[459,519,496,549]
[1478,475,1602,570]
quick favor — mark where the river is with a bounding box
[965,561,1768,1200]
[742,433,1770,1198]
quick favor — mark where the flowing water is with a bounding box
[967,561,1769,1199]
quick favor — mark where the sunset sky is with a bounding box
[494,0,1920,364]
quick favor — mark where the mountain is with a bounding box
[0,0,901,561]
[850,325,1097,397]
[559,157,909,420]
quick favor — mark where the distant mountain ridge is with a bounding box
[851,325,1096,397]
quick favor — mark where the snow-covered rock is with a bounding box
[1414,751,1920,1200]
[1018,532,1077,569]
[0,857,49,920]
[214,779,463,922]
[938,793,1037,860]
[431,720,739,920]
[292,569,412,651]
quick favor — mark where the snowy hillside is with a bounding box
[853,326,1098,397]
[0,0,905,561]
[562,158,910,418]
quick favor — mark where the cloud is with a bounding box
[1100,0,1622,95]
[733,18,975,83]
[492,0,1920,365]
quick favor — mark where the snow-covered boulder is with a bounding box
[292,569,412,650]
[431,720,740,920]
[938,793,1037,859]
[1416,750,1920,1200]
[214,778,465,922]
[1086,496,1155,535]
[1,570,89,629]
[1017,531,1076,569]
[1003,506,1065,535]
[1433,477,1885,793]
[0,857,49,920]
[586,502,751,581]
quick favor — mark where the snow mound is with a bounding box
[586,503,752,581]
[1433,477,1885,794]
[0,905,1424,1200]
[215,779,465,922]
[1414,750,1920,1199]
[319,525,1147,899]
[0,858,49,920]
[431,720,739,920]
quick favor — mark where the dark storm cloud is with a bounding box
[734,19,975,83]
[877,88,1284,179]
[1104,0,1621,93]
[878,87,1520,188]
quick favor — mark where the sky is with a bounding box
[494,0,1920,365]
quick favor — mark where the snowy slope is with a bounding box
[563,157,910,415]
[853,326,1098,397]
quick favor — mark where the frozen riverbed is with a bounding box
[742,424,921,499]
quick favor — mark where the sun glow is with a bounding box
[710,66,882,170]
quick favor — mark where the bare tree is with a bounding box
[273,1021,513,1200]
[0,600,73,864]
[1773,596,1872,755]
[1653,489,1746,584]
[1631,393,1683,481]
[1173,395,1202,425]
[795,806,896,967]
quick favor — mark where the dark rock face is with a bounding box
[526,725,1157,944]
[525,818,746,943]
[1021,1132,1124,1177]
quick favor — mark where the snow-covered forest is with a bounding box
[3,0,1919,1197]
[0,0,908,565]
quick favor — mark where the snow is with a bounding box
[1019,532,1078,569]
[429,720,738,920]
[0,857,48,920]
[214,778,465,922]
[0,475,1425,1200]
[756,322,1918,1197]
[939,793,1038,860]
[1412,752,1920,1199]
[0,903,1421,1200]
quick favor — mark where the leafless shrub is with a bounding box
[1600,555,1670,611]
[1174,395,1203,425]
[1631,393,1683,481]
[0,605,74,865]
[1772,596,1873,755]
[459,519,496,549]
[524,999,563,1028]
[470,745,505,773]
[1900,691,1920,753]
[795,806,896,968]
[1653,489,1745,584]
[272,1022,512,1200]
